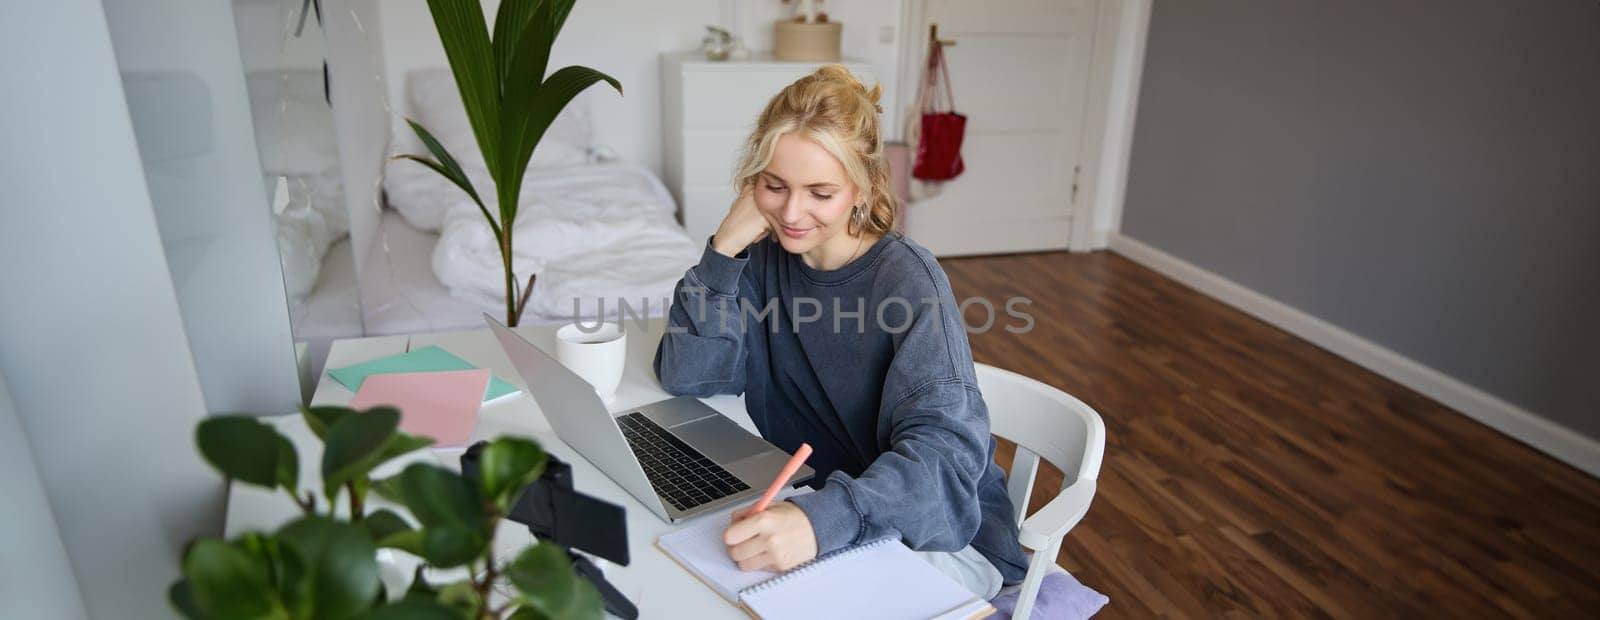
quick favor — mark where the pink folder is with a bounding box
[348,369,490,448]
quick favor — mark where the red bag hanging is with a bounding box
[912,40,966,181]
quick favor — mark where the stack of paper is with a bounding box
[327,345,518,402]
[328,346,520,448]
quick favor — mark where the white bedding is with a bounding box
[384,161,698,330]
[373,67,699,334]
[360,210,493,335]
[426,162,698,320]
[360,207,691,336]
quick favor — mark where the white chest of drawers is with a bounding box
[661,52,875,243]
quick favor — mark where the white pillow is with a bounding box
[406,67,592,170]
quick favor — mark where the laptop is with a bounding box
[486,314,814,523]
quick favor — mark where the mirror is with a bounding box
[233,0,361,401]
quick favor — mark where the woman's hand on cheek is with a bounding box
[712,186,772,258]
[722,501,819,572]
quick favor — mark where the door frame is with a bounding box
[894,0,1153,253]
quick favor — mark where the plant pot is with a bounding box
[773,20,842,62]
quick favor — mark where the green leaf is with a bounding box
[379,431,437,465]
[233,533,308,614]
[506,544,602,620]
[395,464,485,528]
[500,0,576,107]
[182,539,280,619]
[506,607,550,620]
[491,0,540,85]
[423,524,488,568]
[437,580,482,617]
[378,530,426,556]
[168,579,206,620]
[364,598,464,620]
[363,509,423,558]
[476,436,546,510]
[370,475,407,504]
[362,509,414,542]
[398,121,498,241]
[277,516,382,620]
[495,2,591,228]
[322,407,402,500]
[302,405,355,440]
[196,416,287,488]
[395,464,489,567]
[497,64,620,225]
[425,0,502,177]
[563,579,604,620]
[276,435,299,491]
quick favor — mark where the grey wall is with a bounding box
[103,0,303,416]
[1121,1,1600,438]
[1,0,222,615]
[0,372,88,619]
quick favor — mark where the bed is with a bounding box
[358,66,699,335]
[310,0,701,343]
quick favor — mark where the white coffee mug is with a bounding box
[556,322,626,404]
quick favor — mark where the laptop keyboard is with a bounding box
[617,412,751,511]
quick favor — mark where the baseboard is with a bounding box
[1108,233,1600,478]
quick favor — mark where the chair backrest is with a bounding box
[975,363,1106,527]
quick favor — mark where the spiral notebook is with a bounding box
[656,499,994,620]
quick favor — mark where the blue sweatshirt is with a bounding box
[652,233,1029,583]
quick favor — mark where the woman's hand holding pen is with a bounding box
[712,186,771,258]
[724,502,819,572]
[723,443,816,572]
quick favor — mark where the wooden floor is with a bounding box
[940,250,1600,619]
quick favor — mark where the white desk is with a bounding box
[223,317,756,617]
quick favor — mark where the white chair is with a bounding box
[977,363,1106,619]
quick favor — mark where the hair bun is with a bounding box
[814,64,883,113]
[735,63,900,237]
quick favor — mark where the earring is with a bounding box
[852,204,867,229]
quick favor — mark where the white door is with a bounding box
[904,0,1099,256]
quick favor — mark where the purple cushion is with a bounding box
[987,572,1109,619]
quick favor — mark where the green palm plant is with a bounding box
[399,0,621,326]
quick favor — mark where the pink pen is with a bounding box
[748,443,813,514]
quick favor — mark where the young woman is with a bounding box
[653,65,1028,598]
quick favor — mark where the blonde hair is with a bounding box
[733,64,897,237]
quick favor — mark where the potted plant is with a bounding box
[170,406,601,619]
[399,0,622,326]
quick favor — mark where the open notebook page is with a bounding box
[739,539,984,620]
[654,487,813,602]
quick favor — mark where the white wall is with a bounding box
[733,0,907,139]
[0,0,222,616]
[101,0,303,415]
[0,372,88,619]
[375,0,906,176]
